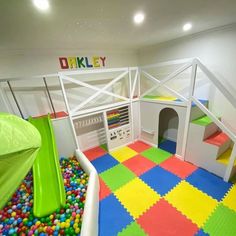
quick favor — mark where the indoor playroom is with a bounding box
[1,1,236,236]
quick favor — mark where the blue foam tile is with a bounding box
[99,194,133,236]
[186,168,232,201]
[191,99,208,107]
[159,139,176,154]
[195,229,209,236]
[140,166,181,196]
[91,154,119,173]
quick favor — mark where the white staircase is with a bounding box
[186,109,235,178]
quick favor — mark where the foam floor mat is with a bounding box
[84,141,236,236]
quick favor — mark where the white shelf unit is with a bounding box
[104,105,132,151]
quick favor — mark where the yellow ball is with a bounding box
[73,223,78,229]
[75,228,80,234]
[61,222,66,228]
[11,212,16,217]
[36,221,41,226]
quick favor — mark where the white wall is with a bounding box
[0,49,138,79]
[138,24,236,131]
[0,49,137,114]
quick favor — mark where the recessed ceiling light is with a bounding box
[134,12,145,25]
[33,0,50,11]
[183,23,192,31]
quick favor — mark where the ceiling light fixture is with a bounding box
[33,0,50,11]
[134,12,145,25]
[183,23,192,31]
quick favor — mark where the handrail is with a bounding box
[196,59,236,110]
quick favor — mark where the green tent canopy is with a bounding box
[0,113,41,209]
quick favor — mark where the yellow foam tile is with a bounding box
[164,181,218,227]
[111,146,137,162]
[114,178,160,218]
[222,185,236,211]
[217,148,236,166]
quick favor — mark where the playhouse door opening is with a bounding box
[158,108,179,154]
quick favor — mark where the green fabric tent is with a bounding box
[0,113,41,209]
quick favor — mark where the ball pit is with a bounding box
[0,157,88,235]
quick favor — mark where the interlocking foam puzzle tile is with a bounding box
[100,164,136,191]
[137,199,199,236]
[158,139,176,154]
[186,168,232,201]
[222,184,236,211]
[114,178,160,219]
[140,166,181,196]
[118,222,146,236]
[99,194,133,236]
[164,181,218,227]
[100,143,108,151]
[195,229,209,236]
[160,156,198,179]
[83,146,107,161]
[111,146,137,162]
[99,177,111,201]
[203,204,236,236]
[123,154,156,176]
[128,141,151,153]
[91,154,119,173]
[141,147,172,164]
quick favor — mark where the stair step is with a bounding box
[204,131,230,147]
[192,115,213,126]
[217,148,235,166]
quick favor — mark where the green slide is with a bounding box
[29,115,66,217]
[0,113,41,210]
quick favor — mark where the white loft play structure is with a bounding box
[0,58,236,236]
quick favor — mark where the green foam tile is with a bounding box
[203,204,236,236]
[100,143,108,151]
[192,116,213,126]
[100,164,136,191]
[141,147,172,164]
[118,222,146,236]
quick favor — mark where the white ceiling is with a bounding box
[1,0,236,51]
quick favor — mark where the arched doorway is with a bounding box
[158,108,179,154]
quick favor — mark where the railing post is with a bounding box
[7,81,24,119]
[129,68,135,142]
[0,82,11,113]
[181,59,197,159]
[43,77,57,118]
[224,143,236,181]
[58,75,79,149]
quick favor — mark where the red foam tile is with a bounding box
[204,131,230,147]
[160,156,198,179]
[123,154,156,176]
[128,141,152,153]
[99,177,111,201]
[83,146,107,161]
[34,111,68,119]
[137,199,199,236]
